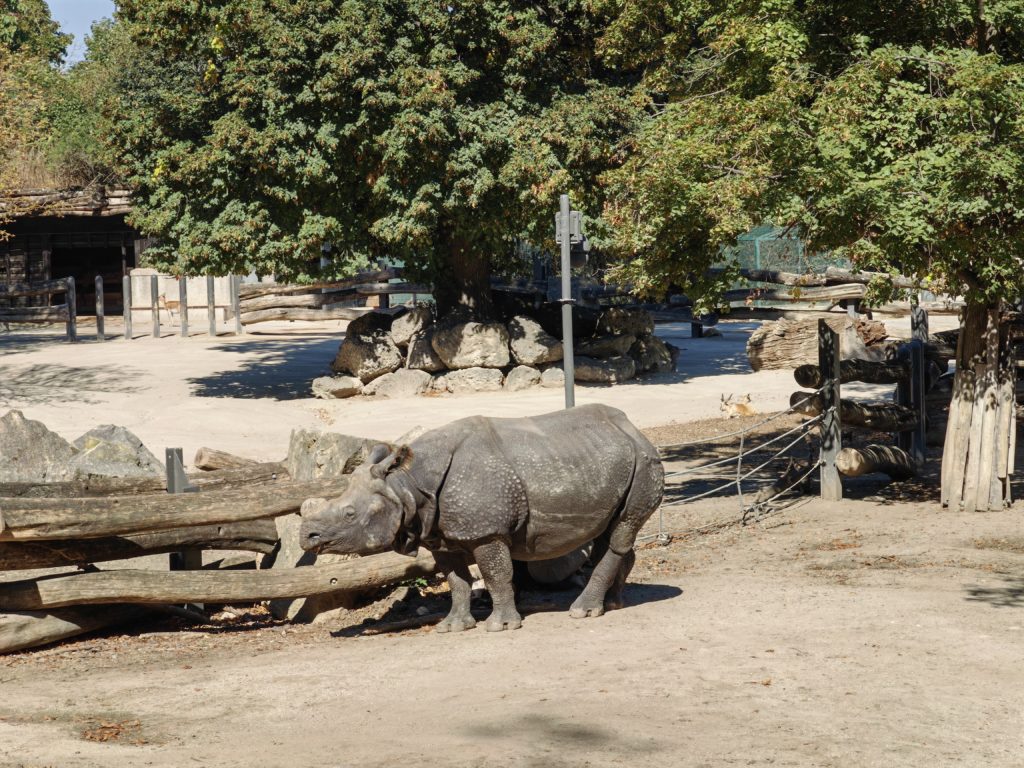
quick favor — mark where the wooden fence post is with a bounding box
[94,275,105,342]
[122,275,132,341]
[166,448,203,612]
[232,275,243,335]
[207,276,216,337]
[909,340,927,468]
[179,277,189,337]
[818,319,842,501]
[150,274,160,338]
[65,277,77,343]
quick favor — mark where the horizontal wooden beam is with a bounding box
[239,307,367,325]
[355,282,431,295]
[836,445,916,480]
[790,391,920,431]
[725,283,866,304]
[0,605,150,654]
[794,358,911,388]
[193,448,258,472]
[0,550,438,610]
[0,477,349,541]
[238,292,344,313]
[0,278,70,297]
[237,270,400,299]
[709,267,920,291]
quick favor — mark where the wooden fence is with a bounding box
[0,277,77,341]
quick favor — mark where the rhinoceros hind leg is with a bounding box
[434,552,477,633]
[569,551,621,618]
[472,539,522,632]
[604,548,636,611]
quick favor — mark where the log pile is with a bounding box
[747,317,888,371]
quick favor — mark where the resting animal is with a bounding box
[299,403,664,632]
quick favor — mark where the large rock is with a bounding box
[432,322,510,369]
[286,429,374,480]
[390,306,433,348]
[0,410,75,483]
[70,425,164,479]
[362,368,432,398]
[311,375,363,399]
[540,366,565,389]
[629,334,674,373]
[535,304,602,339]
[573,356,637,383]
[597,307,655,337]
[332,333,403,383]
[406,329,446,372]
[443,367,504,393]
[576,334,636,359]
[346,311,397,336]
[504,365,541,391]
[507,315,563,365]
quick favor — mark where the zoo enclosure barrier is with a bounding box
[0,277,77,341]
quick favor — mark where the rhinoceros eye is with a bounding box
[343,507,357,520]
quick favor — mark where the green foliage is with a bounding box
[0,0,69,63]
[110,1,642,289]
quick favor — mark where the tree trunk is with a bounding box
[941,303,1014,511]
[432,235,494,318]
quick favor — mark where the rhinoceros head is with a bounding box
[299,443,411,555]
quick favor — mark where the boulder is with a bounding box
[311,375,363,399]
[406,329,446,372]
[597,307,655,337]
[507,315,563,365]
[443,367,504,393]
[666,341,681,370]
[628,334,674,373]
[573,355,637,384]
[432,322,510,369]
[332,333,403,383]
[389,306,433,348]
[69,425,164,479]
[430,373,450,393]
[286,429,374,480]
[540,366,565,389]
[535,304,602,339]
[362,368,432,398]
[0,410,75,483]
[346,311,396,336]
[576,334,636,359]
[504,365,541,392]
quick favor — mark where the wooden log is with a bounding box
[821,266,919,290]
[239,307,367,325]
[0,277,70,297]
[748,317,888,371]
[193,448,258,472]
[0,462,287,498]
[790,391,921,431]
[237,270,400,299]
[0,550,438,610]
[0,520,279,570]
[0,477,349,541]
[355,282,431,295]
[794,358,910,388]
[238,292,341,313]
[0,605,150,655]
[725,283,866,305]
[836,446,917,480]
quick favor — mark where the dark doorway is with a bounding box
[50,245,131,315]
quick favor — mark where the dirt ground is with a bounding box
[2,314,1022,767]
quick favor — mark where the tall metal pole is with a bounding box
[560,194,575,409]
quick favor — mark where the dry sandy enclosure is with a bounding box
[1,317,1022,767]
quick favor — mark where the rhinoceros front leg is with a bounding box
[472,539,522,632]
[433,551,477,633]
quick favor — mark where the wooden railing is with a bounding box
[0,277,77,341]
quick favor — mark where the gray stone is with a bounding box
[444,367,504,393]
[346,311,396,336]
[286,429,374,480]
[389,306,433,347]
[539,366,565,389]
[406,329,446,372]
[628,334,674,373]
[311,375,363,399]
[432,321,510,369]
[69,425,164,479]
[574,355,637,383]
[504,365,541,391]
[597,307,655,337]
[430,373,450,393]
[331,333,403,383]
[0,410,75,483]
[507,315,563,366]
[576,334,636,359]
[362,368,432,398]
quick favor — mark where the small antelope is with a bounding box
[720,393,757,418]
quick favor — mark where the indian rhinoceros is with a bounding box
[298,403,664,632]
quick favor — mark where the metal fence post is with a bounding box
[150,274,160,338]
[559,194,575,409]
[818,319,842,500]
[122,274,132,341]
[179,277,189,338]
[207,276,216,337]
[65,277,77,342]
[94,275,105,342]
[166,448,203,609]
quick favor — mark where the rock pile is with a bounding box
[314,306,676,399]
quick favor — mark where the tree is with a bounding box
[598,1,1024,510]
[111,1,640,314]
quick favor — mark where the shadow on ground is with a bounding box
[186,335,340,400]
[0,362,146,407]
[964,576,1024,608]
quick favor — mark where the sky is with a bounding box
[49,0,116,65]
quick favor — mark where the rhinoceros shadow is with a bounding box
[332,582,682,638]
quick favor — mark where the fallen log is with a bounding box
[748,317,888,371]
[794,358,911,388]
[0,605,151,655]
[0,477,349,541]
[237,270,399,299]
[836,445,917,480]
[0,550,438,610]
[0,462,287,498]
[790,391,920,432]
[724,283,866,305]
[0,519,279,570]
[238,292,342,313]
[193,448,258,472]
[239,307,366,325]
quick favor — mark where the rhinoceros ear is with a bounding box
[369,444,412,479]
[366,443,391,465]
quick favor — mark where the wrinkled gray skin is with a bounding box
[299,403,664,632]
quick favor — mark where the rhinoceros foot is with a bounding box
[435,614,477,633]
[485,605,522,632]
[569,596,607,619]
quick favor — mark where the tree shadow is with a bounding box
[0,362,146,407]
[964,576,1024,608]
[0,329,76,354]
[186,335,340,400]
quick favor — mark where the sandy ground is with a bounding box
[4,312,1020,768]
